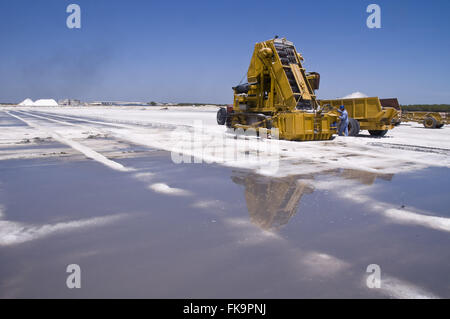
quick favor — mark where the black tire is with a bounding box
[348,118,360,136]
[423,116,437,128]
[369,130,388,137]
[217,108,227,125]
[393,119,402,126]
[437,123,444,129]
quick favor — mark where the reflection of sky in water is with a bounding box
[231,168,398,231]
[0,148,449,298]
[365,167,450,217]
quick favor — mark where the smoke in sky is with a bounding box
[10,45,113,102]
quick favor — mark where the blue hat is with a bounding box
[339,105,345,109]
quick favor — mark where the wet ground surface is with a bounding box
[0,146,449,298]
[0,109,449,298]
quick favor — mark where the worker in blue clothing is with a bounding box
[337,105,349,136]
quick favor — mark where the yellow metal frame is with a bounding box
[401,111,448,128]
[319,97,398,131]
[230,38,337,141]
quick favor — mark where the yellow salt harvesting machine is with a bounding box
[216,37,337,141]
[217,37,399,140]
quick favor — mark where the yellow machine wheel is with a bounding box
[369,130,388,137]
[217,108,227,125]
[423,116,437,128]
[348,118,360,136]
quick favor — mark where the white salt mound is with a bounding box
[33,99,58,106]
[18,98,35,106]
[18,98,58,106]
[341,92,368,99]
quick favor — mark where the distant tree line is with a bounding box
[401,104,450,112]
[147,101,227,107]
[175,102,228,106]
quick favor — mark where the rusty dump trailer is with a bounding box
[380,98,402,126]
[318,97,399,137]
[401,111,449,128]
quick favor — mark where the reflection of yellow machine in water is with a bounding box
[329,169,393,185]
[232,169,394,230]
[232,172,313,230]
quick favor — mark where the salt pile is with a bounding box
[341,92,368,99]
[17,98,59,106]
[34,99,58,106]
[18,98,35,106]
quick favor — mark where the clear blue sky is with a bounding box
[0,0,449,104]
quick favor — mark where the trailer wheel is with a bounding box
[217,108,227,125]
[348,118,360,136]
[423,116,437,128]
[369,130,388,137]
